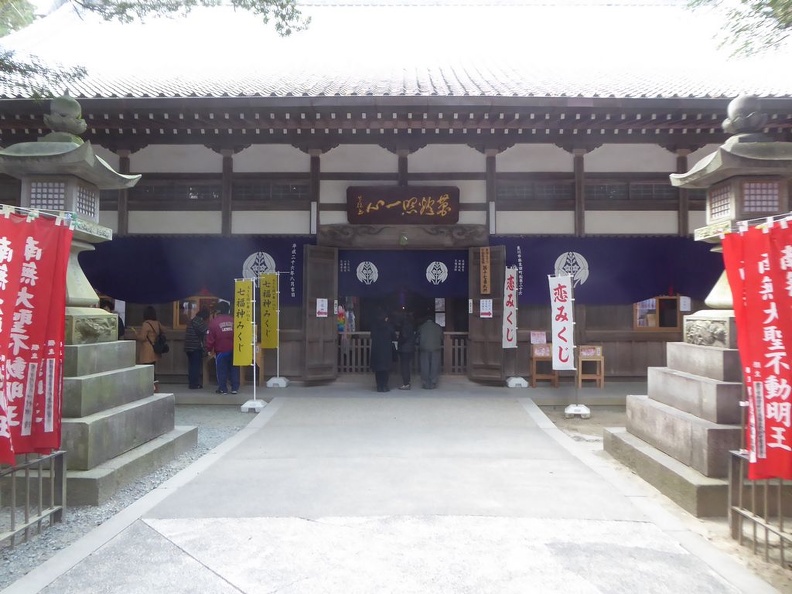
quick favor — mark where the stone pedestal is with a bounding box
[60,222,196,505]
[604,309,741,517]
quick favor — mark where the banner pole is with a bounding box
[240,277,265,413]
[267,271,289,388]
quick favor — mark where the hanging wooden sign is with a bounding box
[347,186,459,224]
[480,247,491,295]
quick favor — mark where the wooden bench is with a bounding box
[577,345,605,388]
[530,343,559,388]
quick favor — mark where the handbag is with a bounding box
[147,322,170,355]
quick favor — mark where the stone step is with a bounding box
[64,341,137,377]
[626,394,740,478]
[647,366,742,424]
[665,341,742,383]
[62,393,176,471]
[66,425,198,506]
[63,365,156,417]
[604,427,728,517]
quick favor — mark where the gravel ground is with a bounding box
[0,405,250,591]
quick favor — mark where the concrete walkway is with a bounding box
[2,377,778,594]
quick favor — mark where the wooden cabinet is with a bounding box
[634,296,680,331]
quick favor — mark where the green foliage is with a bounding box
[0,0,36,37]
[691,0,792,55]
[71,0,308,35]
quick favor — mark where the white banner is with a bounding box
[548,274,575,370]
[502,266,518,348]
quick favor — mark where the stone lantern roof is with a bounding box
[670,96,792,189]
[0,95,140,190]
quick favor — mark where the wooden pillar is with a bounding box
[676,149,690,237]
[485,148,498,235]
[573,148,586,237]
[397,149,409,187]
[221,149,233,236]
[310,149,322,233]
[116,149,130,236]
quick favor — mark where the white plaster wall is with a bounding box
[232,211,309,234]
[495,211,575,234]
[459,211,485,225]
[497,144,572,172]
[322,145,395,173]
[129,211,221,234]
[586,211,677,234]
[93,145,120,170]
[131,145,221,173]
[410,144,484,173]
[689,210,706,231]
[99,210,118,234]
[320,211,348,225]
[234,145,309,173]
[585,144,676,172]
[321,181,349,204]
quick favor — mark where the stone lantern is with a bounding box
[671,95,792,309]
[0,96,195,505]
[0,94,140,333]
[604,95,792,517]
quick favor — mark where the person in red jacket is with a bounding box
[205,300,239,394]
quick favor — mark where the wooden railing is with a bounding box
[338,332,468,375]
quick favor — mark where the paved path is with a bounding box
[2,378,778,593]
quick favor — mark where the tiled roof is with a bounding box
[3,1,792,100]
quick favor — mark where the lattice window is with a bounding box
[497,184,532,200]
[534,182,573,200]
[708,183,732,220]
[30,181,66,211]
[76,185,97,218]
[630,183,677,200]
[743,181,780,213]
[129,183,221,202]
[233,181,310,201]
[586,182,628,200]
[496,182,572,201]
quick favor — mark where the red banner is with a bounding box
[0,214,31,464]
[0,213,71,465]
[723,223,792,480]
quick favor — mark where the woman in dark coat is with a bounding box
[396,312,415,390]
[369,310,395,392]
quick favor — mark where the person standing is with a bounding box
[369,309,395,393]
[135,305,164,386]
[396,311,415,390]
[184,306,210,390]
[205,301,239,394]
[418,315,443,389]
[99,298,125,339]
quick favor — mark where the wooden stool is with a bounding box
[577,345,605,388]
[530,344,559,388]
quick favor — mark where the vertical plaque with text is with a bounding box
[480,247,491,295]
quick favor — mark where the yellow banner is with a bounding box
[233,279,254,366]
[259,273,279,349]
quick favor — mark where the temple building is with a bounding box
[1,0,789,383]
